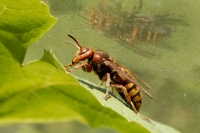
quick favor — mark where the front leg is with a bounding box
[65,62,87,73]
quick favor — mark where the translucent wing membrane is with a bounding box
[104,60,154,99]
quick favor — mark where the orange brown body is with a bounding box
[65,35,153,121]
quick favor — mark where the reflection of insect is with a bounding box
[88,0,118,33]
[87,0,189,43]
[88,7,103,28]
[65,35,154,121]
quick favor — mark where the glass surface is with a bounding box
[2,0,197,133]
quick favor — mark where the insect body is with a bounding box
[65,35,153,121]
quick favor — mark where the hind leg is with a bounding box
[110,84,151,122]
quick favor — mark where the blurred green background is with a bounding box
[0,121,118,133]
[1,0,199,133]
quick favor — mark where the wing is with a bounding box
[122,66,151,89]
[104,60,154,99]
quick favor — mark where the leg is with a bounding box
[111,84,151,122]
[111,84,139,113]
[127,0,142,18]
[65,62,87,73]
[104,73,111,100]
[97,81,103,86]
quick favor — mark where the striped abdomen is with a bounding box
[122,81,142,111]
[110,69,142,111]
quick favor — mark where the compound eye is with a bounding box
[72,48,93,64]
[80,48,90,54]
[74,48,89,56]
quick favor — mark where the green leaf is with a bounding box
[0,48,149,133]
[0,46,179,133]
[0,0,57,63]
